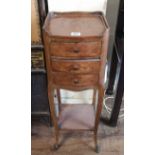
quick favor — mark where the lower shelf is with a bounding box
[58,104,95,130]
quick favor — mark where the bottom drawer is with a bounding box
[52,73,98,87]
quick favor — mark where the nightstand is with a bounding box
[43,12,109,153]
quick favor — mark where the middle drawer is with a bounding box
[51,59,100,74]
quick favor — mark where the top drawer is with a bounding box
[49,42,101,58]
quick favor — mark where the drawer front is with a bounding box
[51,60,100,74]
[52,73,98,87]
[50,42,101,58]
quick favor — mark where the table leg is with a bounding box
[94,85,104,153]
[48,85,59,149]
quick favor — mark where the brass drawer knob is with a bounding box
[73,79,79,84]
[73,49,79,53]
[71,65,79,71]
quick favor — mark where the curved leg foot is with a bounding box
[95,144,100,153]
[52,144,59,151]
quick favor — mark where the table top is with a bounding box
[43,12,109,38]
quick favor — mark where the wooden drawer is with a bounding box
[52,73,98,87]
[50,42,101,58]
[51,60,100,74]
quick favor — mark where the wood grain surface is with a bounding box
[50,41,101,58]
[44,12,106,37]
[51,59,100,74]
[52,73,98,87]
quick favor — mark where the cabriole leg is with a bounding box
[48,84,60,150]
[94,85,104,153]
[94,130,100,153]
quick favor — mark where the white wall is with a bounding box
[48,0,107,14]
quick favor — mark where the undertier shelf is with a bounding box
[58,104,95,130]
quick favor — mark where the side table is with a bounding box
[43,12,110,152]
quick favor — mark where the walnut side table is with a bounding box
[43,12,109,153]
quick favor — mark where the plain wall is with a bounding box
[47,0,107,14]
